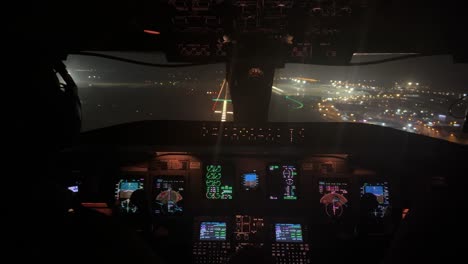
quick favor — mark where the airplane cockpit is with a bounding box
[6,1,468,263]
[64,118,465,264]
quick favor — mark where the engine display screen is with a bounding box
[200,222,227,241]
[154,176,185,215]
[241,171,260,191]
[275,223,303,243]
[205,164,234,200]
[115,178,144,213]
[268,165,298,200]
[361,182,390,218]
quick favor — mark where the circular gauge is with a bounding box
[325,201,344,217]
[320,193,348,218]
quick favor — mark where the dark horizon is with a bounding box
[67,53,468,92]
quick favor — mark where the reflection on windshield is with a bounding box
[66,53,467,144]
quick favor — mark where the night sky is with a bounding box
[67,53,468,91]
[280,55,468,91]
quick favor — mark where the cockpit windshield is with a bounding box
[66,52,467,144]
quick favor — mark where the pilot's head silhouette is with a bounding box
[360,193,379,215]
[129,189,148,212]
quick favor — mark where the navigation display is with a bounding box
[115,178,144,213]
[318,180,349,217]
[153,176,185,215]
[200,222,227,241]
[268,165,298,200]
[205,164,234,200]
[275,223,303,243]
[241,171,259,191]
[361,182,390,218]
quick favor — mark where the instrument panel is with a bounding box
[114,154,392,220]
[106,153,395,264]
